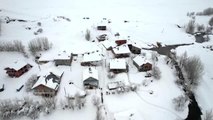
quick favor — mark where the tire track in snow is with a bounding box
[134,91,184,120]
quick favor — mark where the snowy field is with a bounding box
[0,0,213,120]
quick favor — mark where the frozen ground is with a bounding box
[0,0,213,120]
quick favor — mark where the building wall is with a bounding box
[5,64,32,77]
[130,46,141,54]
[133,61,140,70]
[55,59,71,66]
[115,40,127,46]
[83,78,99,89]
[33,85,56,97]
[97,26,106,30]
[114,53,130,58]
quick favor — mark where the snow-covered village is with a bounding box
[0,0,213,120]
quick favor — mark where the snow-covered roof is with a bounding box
[83,67,99,81]
[110,59,126,69]
[82,52,103,62]
[54,51,71,60]
[39,50,71,62]
[7,60,28,70]
[32,70,64,90]
[113,44,131,54]
[133,55,151,66]
[107,82,119,89]
[38,52,54,62]
[101,40,116,49]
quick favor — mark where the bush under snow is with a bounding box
[28,37,52,55]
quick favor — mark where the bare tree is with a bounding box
[28,37,52,55]
[151,52,158,63]
[184,56,204,88]
[197,7,213,16]
[179,52,188,68]
[152,65,161,80]
[197,24,205,32]
[25,75,38,92]
[75,92,86,109]
[92,95,101,107]
[96,105,106,120]
[209,17,213,26]
[185,20,195,34]
[0,40,25,54]
[85,29,91,41]
[203,110,213,120]
[0,19,1,36]
[172,95,189,112]
[42,97,56,114]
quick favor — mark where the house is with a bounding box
[101,40,117,50]
[54,51,73,66]
[112,44,131,58]
[97,34,108,42]
[127,41,141,54]
[81,52,103,66]
[32,71,64,97]
[133,55,152,72]
[4,61,33,78]
[109,59,128,73]
[115,39,127,46]
[83,67,99,89]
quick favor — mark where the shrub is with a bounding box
[209,17,213,26]
[0,19,1,36]
[206,26,213,35]
[0,97,42,120]
[185,20,195,34]
[85,29,91,41]
[172,95,189,112]
[92,95,101,107]
[152,65,161,80]
[0,40,25,54]
[25,75,38,92]
[203,110,213,120]
[179,52,204,90]
[75,92,86,109]
[42,97,56,115]
[184,56,204,87]
[37,22,42,26]
[28,37,52,55]
[197,24,205,32]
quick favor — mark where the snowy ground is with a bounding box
[0,0,213,120]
